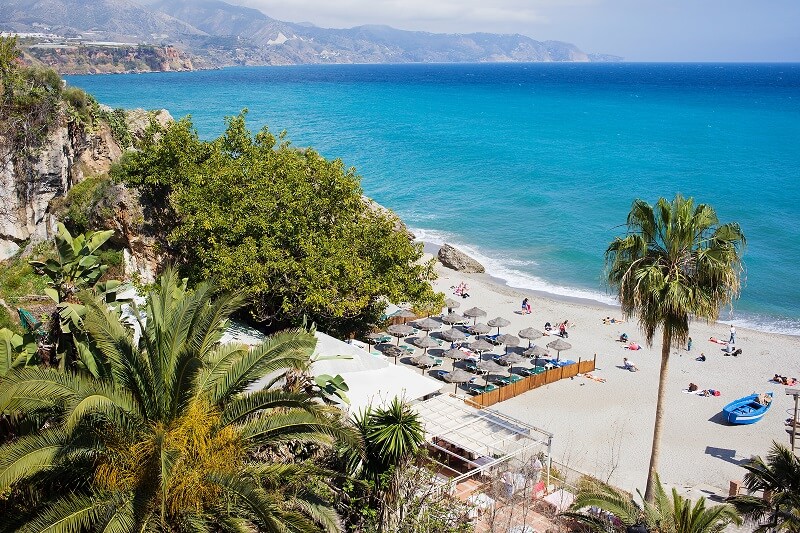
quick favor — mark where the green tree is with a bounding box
[112,112,442,337]
[563,475,742,533]
[0,268,356,532]
[727,441,800,532]
[605,195,745,502]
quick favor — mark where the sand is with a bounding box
[420,260,800,497]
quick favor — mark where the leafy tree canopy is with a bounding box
[113,112,442,336]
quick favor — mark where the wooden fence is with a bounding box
[466,355,596,407]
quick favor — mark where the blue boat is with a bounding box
[722,392,773,425]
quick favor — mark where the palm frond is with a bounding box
[16,492,110,533]
[0,430,71,489]
[205,329,317,405]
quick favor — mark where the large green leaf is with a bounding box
[0,328,23,376]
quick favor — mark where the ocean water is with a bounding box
[65,63,800,335]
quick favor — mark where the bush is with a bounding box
[51,175,113,234]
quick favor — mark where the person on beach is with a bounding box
[687,337,693,351]
[696,353,706,362]
[559,322,568,338]
[544,321,552,332]
[623,357,638,372]
[522,297,530,314]
[729,325,736,345]
[619,333,628,343]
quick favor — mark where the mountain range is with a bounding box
[0,0,621,70]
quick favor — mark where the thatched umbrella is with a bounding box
[442,312,465,325]
[469,338,495,353]
[524,345,550,368]
[393,308,417,324]
[412,335,440,354]
[387,324,413,345]
[469,323,491,335]
[442,348,469,360]
[443,368,474,393]
[463,306,487,324]
[518,327,544,347]
[445,298,461,312]
[415,317,441,335]
[413,354,437,373]
[478,359,507,385]
[366,331,386,352]
[496,333,520,354]
[499,352,526,373]
[384,345,405,365]
[487,316,511,334]
[546,338,573,361]
[440,328,467,343]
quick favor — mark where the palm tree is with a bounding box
[0,268,357,532]
[345,398,425,532]
[727,441,800,532]
[563,475,742,533]
[605,194,745,501]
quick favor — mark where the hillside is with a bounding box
[0,0,622,72]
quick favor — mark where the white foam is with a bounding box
[415,226,800,337]
[412,226,618,307]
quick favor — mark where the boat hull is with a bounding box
[722,392,773,425]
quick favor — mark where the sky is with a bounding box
[236,0,800,61]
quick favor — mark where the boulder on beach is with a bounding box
[437,244,485,273]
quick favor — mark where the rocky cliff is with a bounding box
[0,107,172,278]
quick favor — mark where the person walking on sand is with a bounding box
[729,325,736,345]
[687,337,693,352]
[522,297,530,314]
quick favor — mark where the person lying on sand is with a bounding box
[584,372,606,383]
[602,316,624,324]
[773,374,798,386]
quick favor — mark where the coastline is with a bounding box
[422,249,800,496]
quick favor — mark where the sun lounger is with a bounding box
[468,383,498,394]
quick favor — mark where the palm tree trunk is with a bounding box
[644,327,671,503]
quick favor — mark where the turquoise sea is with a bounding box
[65,63,800,335]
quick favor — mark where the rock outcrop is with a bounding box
[437,244,484,273]
[0,108,172,268]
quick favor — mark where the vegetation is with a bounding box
[728,441,800,532]
[112,112,442,336]
[0,35,64,160]
[0,268,357,531]
[51,174,117,235]
[605,194,745,501]
[563,475,742,533]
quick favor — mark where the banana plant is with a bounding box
[28,223,124,375]
[0,328,37,376]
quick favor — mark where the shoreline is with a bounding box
[424,256,800,496]
[420,240,800,338]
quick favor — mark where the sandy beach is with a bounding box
[419,257,800,497]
